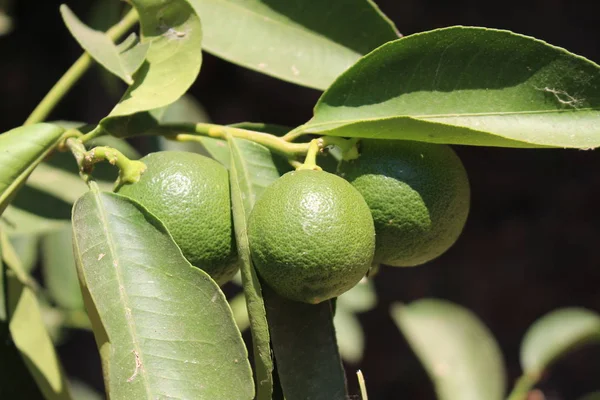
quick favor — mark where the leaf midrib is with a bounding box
[307,106,600,131]
[92,191,152,398]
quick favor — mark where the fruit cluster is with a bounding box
[116,140,470,304]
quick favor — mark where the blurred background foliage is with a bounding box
[1,0,599,399]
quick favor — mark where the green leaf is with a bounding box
[60,5,148,84]
[333,307,364,364]
[25,163,91,205]
[71,187,253,399]
[100,0,202,136]
[264,287,348,400]
[41,226,84,311]
[158,95,212,155]
[8,234,39,274]
[391,299,506,400]
[228,136,275,399]
[302,26,600,149]
[520,307,600,377]
[0,123,64,216]
[1,206,67,236]
[336,279,377,313]
[187,0,399,89]
[2,232,73,400]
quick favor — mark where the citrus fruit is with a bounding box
[338,139,470,267]
[117,151,238,285]
[247,169,375,304]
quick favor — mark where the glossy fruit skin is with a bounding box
[117,151,238,285]
[248,170,375,304]
[338,139,470,267]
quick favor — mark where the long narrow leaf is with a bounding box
[228,136,275,399]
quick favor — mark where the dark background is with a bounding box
[1,0,600,399]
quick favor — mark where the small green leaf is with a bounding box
[228,136,279,399]
[60,5,148,84]
[303,27,600,149]
[2,233,72,400]
[42,226,84,311]
[264,287,348,400]
[72,187,253,399]
[187,0,399,89]
[0,123,64,216]
[391,299,506,400]
[333,307,364,364]
[520,307,600,377]
[101,0,202,136]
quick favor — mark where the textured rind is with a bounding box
[247,170,375,304]
[117,151,238,284]
[338,139,470,267]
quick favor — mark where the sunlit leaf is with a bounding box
[520,307,600,377]
[101,0,202,136]
[187,0,399,89]
[391,299,506,400]
[302,27,600,149]
[60,5,148,84]
[334,307,364,364]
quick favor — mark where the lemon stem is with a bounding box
[296,139,323,171]
[161,123,310,157]
[64,138,147,190]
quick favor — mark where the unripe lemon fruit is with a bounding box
[248,170,375,304]
[117,151,238,285]
[338,140,470,267]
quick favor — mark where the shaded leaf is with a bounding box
[42,226,84,311]
[520,307,600,377]
[0,123,64,216]
[391,299,506,400]
[2,232,72,400]
[8,234,39,274]
[72,187,253,399]
[1,206,66,236]
[158,95,212,155]
[302,27,600,149]
[187,0,399,89]
[228,136,277,399]
[101,0,202,136]
[264,286,348,400]
[60,5,147,84]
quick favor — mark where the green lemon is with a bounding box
[117,151,238,285]
[338,139,470,267]
[248,170,375,304]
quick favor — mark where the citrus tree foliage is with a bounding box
[1,1,599,399]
